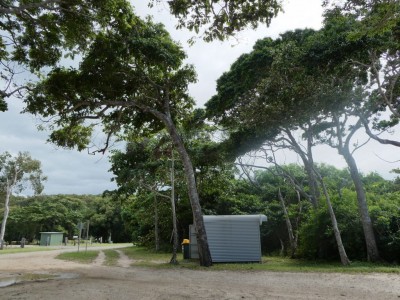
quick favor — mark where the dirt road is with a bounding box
[0,246,399,300]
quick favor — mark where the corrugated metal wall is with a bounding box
[203,215,264,262]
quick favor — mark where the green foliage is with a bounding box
[205,26,362,157]
[109,124,244,250]
[251,166,312,255]
[0,151,47,247]
[87,196,129,243]
[2,194,130,243]
[49,125,93,151]
[325,0,399,41]
[0,151,46,195]
[323,1,400,125]
[297,185,400,263]
[24,11,196,154]
[120,193,172,249]
[369,192,400,262]
[0,0,135,107]
[298,189,365,260]
[162,0,282,42]
[232,165,399,263]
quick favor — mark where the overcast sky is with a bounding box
[0,0,398,195]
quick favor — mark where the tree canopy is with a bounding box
[0,0,138,111]
[163,0,283,41]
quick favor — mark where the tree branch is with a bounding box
[0,0,62,14]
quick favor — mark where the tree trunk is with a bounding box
[162,116,212,267]
[154,194,160,252]
[285,128,320,208]
[278,188,297,258]
[303,160,320,208]
[315,171,350,266]
[305,124,320,207]
[0,182,12,250]
[340,147,380,262]
[170,152,179,264]
[279,238,285,256]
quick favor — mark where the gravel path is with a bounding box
[92,251,106,267]
[0,246,399,300]
[115,250,132,268]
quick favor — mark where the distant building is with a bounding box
[39,232,63,246]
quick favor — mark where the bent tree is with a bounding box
[25,13,212,265]
[0,152,46,249]
[206,28,358,263]
[322,112,380,262]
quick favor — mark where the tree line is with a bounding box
[1,163,398,264]
[2,194,129,244]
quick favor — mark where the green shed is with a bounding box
[40,232,63,246]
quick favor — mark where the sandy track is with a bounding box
[0,247,399,300]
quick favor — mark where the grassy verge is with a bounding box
[0,246,56,255]
[121,247,400,274]
[103,250,120,266]
[0,243,132,256]
[56,250,99,264]
[210,256,400,274]
[121,247,172,263]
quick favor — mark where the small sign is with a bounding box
[77,222,84,231]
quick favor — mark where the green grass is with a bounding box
[120,247,400,274]
[121,246,172,263]
[209,256,400,274]
[56,250,99,264]
[103,250,120,266]
[0,246,57,255]
[0,243,132,255]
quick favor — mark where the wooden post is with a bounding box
[85,220,90,253]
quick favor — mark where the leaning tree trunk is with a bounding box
[340,147,380,262]
[0,183,12,250]
[162,115,212,267]
[315,171,350,266]
[154,194,160,252]
[285,128,320,208]
[278,188,297,258]
[170,152,179,264]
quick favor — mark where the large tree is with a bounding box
[205,22,376,262]
[110,135,181,262]
[322,1,400,145]
[0,151,46,249]
[24,11,214,265]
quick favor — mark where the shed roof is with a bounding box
[203,214,267,225]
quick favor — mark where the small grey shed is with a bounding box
[190,214,267,263]
[39,232,63,246]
